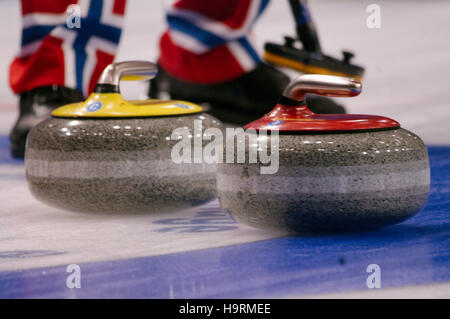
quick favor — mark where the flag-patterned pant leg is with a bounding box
[160,0,270,84]
[9,0,270,96]
[9,0,126,97]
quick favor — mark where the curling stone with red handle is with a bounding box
[217,75,430,232]
[25,61,223,214]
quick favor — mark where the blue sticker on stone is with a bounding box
[269,120,284,126]
[87,102,102,112]
[175,103,191,109]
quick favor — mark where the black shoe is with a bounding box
[149,63,345,125]
[10,85,84,158]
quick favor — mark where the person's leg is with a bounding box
[9,0,126,158]
[151,0,344,124]
[159,0,270,84]
[10,0,126,96]
[150,0,290,124]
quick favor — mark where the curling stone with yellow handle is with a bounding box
[217,75,430,232]
[25,61,223,214]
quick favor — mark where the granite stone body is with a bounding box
[26,113,222,213]
[217,128,430,232]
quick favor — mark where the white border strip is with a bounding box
[100,0,125,29]
[83,36,118,96]
[168,29,210,54]
[166,0,262,41]
[50,27,77,89]
[27,159,216,178]
[217,170,430,194]
[22,13,66,29]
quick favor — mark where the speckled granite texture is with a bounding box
[217,128,430,232]
[26,113,223,214]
